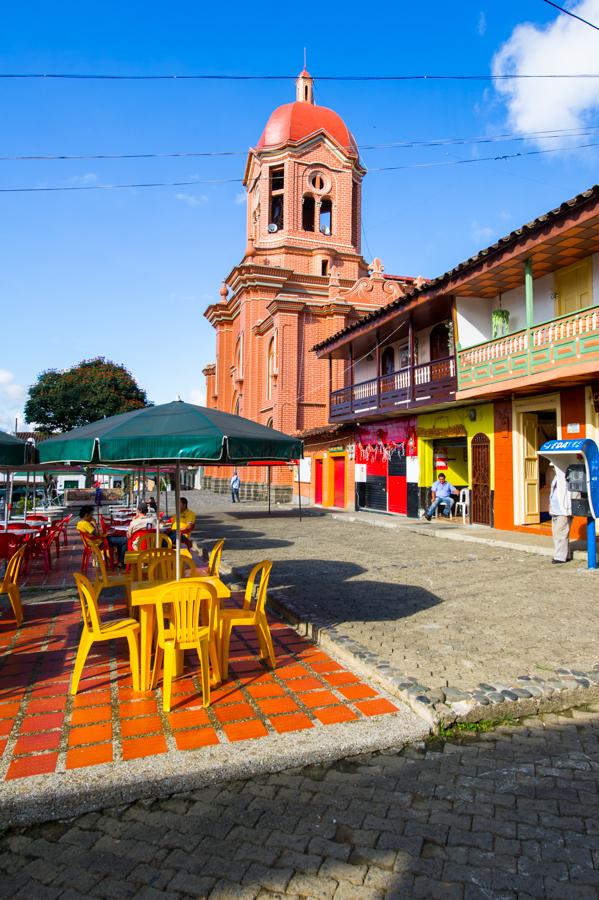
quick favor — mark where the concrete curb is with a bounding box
[0,709,428,829]
[268,588,599,730]
[330,512,596,561]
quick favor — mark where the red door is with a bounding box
[314,459,323,504]
[333,457,345,508]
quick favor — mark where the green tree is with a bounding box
[25,357,149,433]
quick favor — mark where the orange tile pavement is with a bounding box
[0,572,400,783]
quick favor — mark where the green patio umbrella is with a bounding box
[0,430,30,467]
[38,401,303,579]
[37,401,302,466]
[0,431,36,525]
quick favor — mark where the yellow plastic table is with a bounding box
[130,576,231,691]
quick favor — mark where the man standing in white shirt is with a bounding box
[549,463,572,564]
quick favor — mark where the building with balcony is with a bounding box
[312,183,599,533]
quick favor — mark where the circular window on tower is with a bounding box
[308,171,331,194]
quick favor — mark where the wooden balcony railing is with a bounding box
[457,305,599,393]
[329,355,456,421]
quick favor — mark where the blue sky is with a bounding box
[1,0,599,430]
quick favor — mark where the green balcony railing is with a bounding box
[457,304,599,392]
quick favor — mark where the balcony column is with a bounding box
[525,258,534,329]
[375,329,381,407]
[409,313,415,402]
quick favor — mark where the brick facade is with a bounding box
[203,71,415,498]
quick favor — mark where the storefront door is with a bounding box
[522,413,540,524]
[333,457,345,508]
[387,450,407,514]
[471,433,491,525]
[315,459,323,505]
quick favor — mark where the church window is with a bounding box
[309,172,327,192]
[319,198,332,235]
[269,167,284,230]
[266,417,274,428]
[351,180,359,248]
[321,259,329,277]
[302,195,315,232]
[266,337,276,401]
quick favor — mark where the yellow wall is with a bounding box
[418,404,495,489]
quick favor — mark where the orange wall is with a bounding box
[493,400,514,530]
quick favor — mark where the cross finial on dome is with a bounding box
[296,67,314,104]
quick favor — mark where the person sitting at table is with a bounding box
[77,505,127,566]
[167,497,196,546]
[127,501,156,543]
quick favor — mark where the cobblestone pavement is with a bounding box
[191,494,599,696]
[2,706,599,898]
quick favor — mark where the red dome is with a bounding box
[256,101,358,157]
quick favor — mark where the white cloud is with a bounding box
[0,370,26,433]
[175,192,208,207]
[492,1,599,146]
[67,172,98,185]
[471,221,495,243]
[234,192,247,205]
[188,387,205,407]
[478,11,487,36]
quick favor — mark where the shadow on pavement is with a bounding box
[228,557,441,631]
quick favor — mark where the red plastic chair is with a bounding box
[0,532,21,562]
[23,529,58,574]
[59,514,73,546]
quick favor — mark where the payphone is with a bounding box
[538,439,599,569]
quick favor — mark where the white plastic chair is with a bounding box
[455,488,469,524]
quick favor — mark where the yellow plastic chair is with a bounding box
[150,578,219,712]
[132,531,172,551]
[219,560,275,680]
[89,540,133,615]
[0,545,26,626]
[146,551,196,583]
[71,573,140,695]
[207,538,225,577]
[133,546,176,582]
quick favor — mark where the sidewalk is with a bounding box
[331,508,594,561]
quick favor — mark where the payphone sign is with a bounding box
[539,438,599,520]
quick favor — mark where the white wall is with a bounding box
[456,296,493,349]
[456,254,599,349]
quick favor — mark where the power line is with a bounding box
[542,0,599,30]
[2,71,599,81]
[369,140,599,172]
[2,127,597,163]
[1,141,597,193]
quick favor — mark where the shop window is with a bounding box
[319,198,332,235]
[269,167,284,231]
[302,195,315,232]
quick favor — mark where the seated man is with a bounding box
[168,497,196,546]
[77,504,127,566]
[424,473,458,521]
[127,501,156,545]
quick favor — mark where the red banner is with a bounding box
[355,418,417,464]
